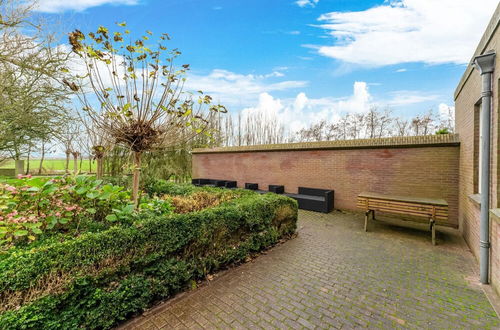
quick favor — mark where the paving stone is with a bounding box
[119,210,500,329]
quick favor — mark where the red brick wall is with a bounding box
[193,145,460,224]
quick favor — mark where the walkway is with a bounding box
[120,210,500,329]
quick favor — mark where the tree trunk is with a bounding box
[14,159,24,177]
[96,156,104,179]
[132,151,142,207]
[79,155,83,173]
[38,143,46,175]
[89,155,92,174]
[26,147,31,175]
[65,151,70,174]
[73,153,78,175]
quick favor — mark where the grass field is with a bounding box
[0,159,96,173]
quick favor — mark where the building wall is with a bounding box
[193,138,460,225]
[454,4,500,293]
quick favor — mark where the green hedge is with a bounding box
[0,192,297,329]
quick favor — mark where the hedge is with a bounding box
[0,191,298,329]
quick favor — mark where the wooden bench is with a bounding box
[357,192,451,245]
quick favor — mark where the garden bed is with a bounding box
[0,178,298,329]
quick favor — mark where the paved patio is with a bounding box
[120,210,500,329]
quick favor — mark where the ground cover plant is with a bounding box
[0,180,298,329]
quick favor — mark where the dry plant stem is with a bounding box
[132,151,142,206]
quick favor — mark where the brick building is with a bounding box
[455,4,500,295]
[193,4,500,297]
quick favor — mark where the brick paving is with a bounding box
[120,210,500,329]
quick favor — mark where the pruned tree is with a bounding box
[57,122,80,174]
[66,24,226,204]
[78,113,111,178]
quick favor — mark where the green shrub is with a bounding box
[144,179,195,196]
[0,191,298,329]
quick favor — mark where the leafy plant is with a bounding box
[0,176,134,247]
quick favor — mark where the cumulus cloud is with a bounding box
[315,0,499,66]
[185,69,307,105]
[237,81,445,135]
[36,0,139,13]
[384,90,440,106]
[296,0,319,8]
[238,81,372,134]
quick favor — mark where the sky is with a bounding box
[34,0,499,134]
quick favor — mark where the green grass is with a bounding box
[0,159,96,173]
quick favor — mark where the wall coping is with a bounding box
[454,3,500,100]
[490,209,500,225]
[193,134,460,154]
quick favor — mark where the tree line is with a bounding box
[210,105,454,147]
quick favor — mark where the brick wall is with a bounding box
[454,3,500,293]
[193,136,460,225]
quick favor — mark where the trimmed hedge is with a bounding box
[0,190,297,329]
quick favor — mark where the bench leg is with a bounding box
[430,218,436,246]
[365,210,374,232]
[364,211,369,232]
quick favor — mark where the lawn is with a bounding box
[0,158,96,173]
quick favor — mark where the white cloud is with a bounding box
[236,81,445,135]
[315,0,499,66]
[439,103,455,122]
[395,68,407,73]
[185,69,307,105]
[384,90,440,106]
[296,0,319,8]
[36,0,139,13]
[239,81,372,134]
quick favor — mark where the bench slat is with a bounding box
[357,199,448,213]
[358,192,447,206]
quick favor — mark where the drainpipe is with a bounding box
[474,51,496,284]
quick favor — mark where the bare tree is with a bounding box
[394,118,410,136]
[411,110,435,136]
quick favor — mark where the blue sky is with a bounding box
[36,0,499,133]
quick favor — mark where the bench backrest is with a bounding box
[245,183,258,190]
[298,187,332,196]
[225,181,237,188]
[213,180,227,187]
[268,185,284,194]
[192,178,211,185]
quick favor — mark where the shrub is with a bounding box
[0,190,298,329]
[144,179,195,196]
[166,190,240,213]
